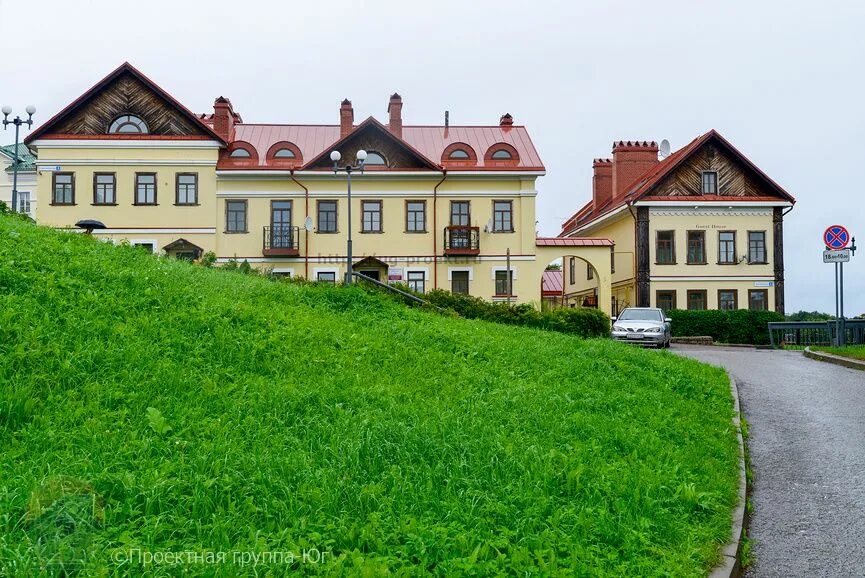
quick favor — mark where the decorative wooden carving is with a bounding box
[307,123,432,170]
[51,71,207,136]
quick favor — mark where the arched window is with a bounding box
[230,148,251,158]
[108,114,148,134]
[365,151,387,166]
[273,148,295,158]
[448,149,470,159]
[491,149,513,160]
[484,143,520,164]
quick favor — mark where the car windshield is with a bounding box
[618,309,662,322]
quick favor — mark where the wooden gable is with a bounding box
[649,140,783,199]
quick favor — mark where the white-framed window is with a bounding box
[17,191,31,214]
[491,266,517,297]
[271,267,294,278]
[406,269,427,293]
[130,239,158,253]
[314,267,339,283]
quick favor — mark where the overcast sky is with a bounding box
[2,0,862,313]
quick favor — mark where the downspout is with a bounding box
[290,169,310,279]
[433,169,447,289]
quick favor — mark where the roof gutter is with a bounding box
[289,169,310,279]
[433,169,448,289]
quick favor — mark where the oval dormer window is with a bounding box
[273,148,296,158]
[229,148,252,158]
[448,149,470,159]
[108,114,149,134]
[491,149,513,160]
[365,151,387,166]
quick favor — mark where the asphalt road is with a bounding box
[674,345,865,577]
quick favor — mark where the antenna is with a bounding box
[304,216,313,232]
[659,139,671,159]
[484,218,493,233]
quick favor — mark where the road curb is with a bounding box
[709,374,748,578]
[804,347,865,371]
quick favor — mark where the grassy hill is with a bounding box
[0,215,738,576]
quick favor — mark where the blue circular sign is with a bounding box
[824,225,850,250]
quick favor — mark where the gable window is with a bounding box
[749,289,768,311]
[93,173,116,205]
[656,230,675,264]
[108,114,148,134]
[493,200,513,232]
[686,230,706,264]
[718,289,738,311]
[587,262,594,280]
[176,173,198,205]
[229,148,251,158]
[407,270,426,293]
[317,200,337,233]
[52,173,75,205]
[701,171,718,194]
[656,290,676,312]
[451,271,469,294]
[448,149,470,159]
[406,201,426,232]
[135,173,157,205]
[491,149,513,160]
[364,151,386,166]
[748,231,767,263]
[718,231,736,264]
[494,270,514,296]
[687,290,707,311]
[569,257,576,284]
[225,200,247,233]
[362,200,382,232]
[273,148,295,158]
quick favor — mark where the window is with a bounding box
[407,270,426,293]
[175,251,197,261]
[52,173,75,205]
[362,200,382,232]
[491,149,513,160]
[108,114,148,134]
[493,200,513,232]
[701,171,719,194]
[448,149,470,159]
[93,173,116,205]
[587,262,594,280]
[686,230,706,264]
[273,148,295,158]
[495,270,514,296]
[135,173,157,205]
[450,201,470,226]
[364,151,386,166]
[225,200,247,233]
[718,231,736,264]
[317,200,337,233]
[229,148,251,158]
[569,257,576,284]
[687,290,707,311]
[406,201,426,232]
[749,289,768,311]
[317,271,336,283]
[718,289,738,311]
[656,290,676,313]
[271,201,293,248]
[132,242,156,253]
[451,271,469,294]
[176,173,198,205]
[748,231,767,263]
[656,230,675,264]
[17,191,31,214]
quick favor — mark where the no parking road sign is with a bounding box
[824,224,851,250]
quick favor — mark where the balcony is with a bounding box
[263,225,300,257]
[443,225,480,256]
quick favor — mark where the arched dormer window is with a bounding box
[230,148,251,158]
[484,143,520,165]
[491,149,512,160]
[108,114,148,134]
[449,149,470,159]
[364,151,387,166]
[273,148,295,158]
[265,141,303,165]
[226,142,258,163]
[441,142,478,165]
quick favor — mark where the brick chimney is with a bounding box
[611,140,659,198]
[340,99,354,138]
[592,158,613,213]
[387,93,403,138]
[499,113,514,127]
[212,96,236,141]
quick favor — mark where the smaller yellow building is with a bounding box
[560,132,795,315]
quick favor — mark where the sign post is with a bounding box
[823,225,855,346]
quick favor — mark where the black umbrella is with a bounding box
[75,219,107,235]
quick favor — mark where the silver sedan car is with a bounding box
[611,307,672,348]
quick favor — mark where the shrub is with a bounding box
[199,251,217,268]
[666,309,785,345]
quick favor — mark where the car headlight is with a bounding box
[612,325,625,332]
[647,327,663,333]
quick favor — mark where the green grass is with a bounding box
[812,345,865,361]
[0,216,739,576]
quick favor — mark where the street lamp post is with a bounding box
[330,149,367,283]
[2,105,36,214]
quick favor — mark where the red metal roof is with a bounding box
[541,270,563,296]
[536,237,613,247]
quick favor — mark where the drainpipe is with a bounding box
[433,169,447,289]
[290,169,309,279]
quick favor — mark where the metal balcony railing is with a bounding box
[443,225,480,255]
[263,225,300,256]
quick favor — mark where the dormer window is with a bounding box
[365,151,387,166]
[448,149,470,160]
[108,114,148,134]
[273,148,295,158]
[702,171,719,194]
[230,148,251,158]
[491,149,513,160]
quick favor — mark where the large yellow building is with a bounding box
[27,63,614,312]
[559,132,795,315]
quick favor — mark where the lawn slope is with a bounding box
[0,216,739,576]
